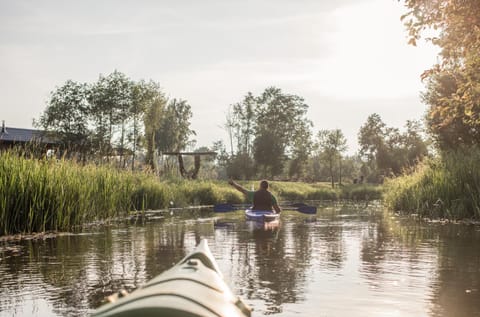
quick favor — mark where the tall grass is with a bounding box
[0,151,242,235]
[230,180,382,203]
[272,182,338,201]
[0,149,384,235]
[384,147,480,219]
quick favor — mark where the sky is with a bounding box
[0,0,439,154]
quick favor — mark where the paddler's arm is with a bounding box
[271,193,282,214]
[228,179,248,195]
[273,203,282,214]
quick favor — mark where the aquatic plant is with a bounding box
[384,147,480,219]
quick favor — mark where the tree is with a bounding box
[143,90,167,170]
[316,129,347,188]
[88,70,132,161]
[253,128,285,177]
[231,93,256,156]
[130,80,162,170]
[401,0,480,150]
[155,98,195,153]
[358,114,429,181]
[288,124,313,180]
[223,87,312,179]
[228,94,257,179]
[253,87,312,178]
[358,113,387,163]
[36,80,92,162]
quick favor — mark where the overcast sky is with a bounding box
[0,0,438,153]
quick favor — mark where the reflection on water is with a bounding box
[1,205,480,317]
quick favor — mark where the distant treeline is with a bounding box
[37,71,431,185]
[36,70,195,171]
[214,88,429,185]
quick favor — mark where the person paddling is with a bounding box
[228,179,282,214]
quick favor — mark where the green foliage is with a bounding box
[339,184,383,201]
[0,149,386,235]
[402,0,480,150]
[316,129,348,188]
[154,98,195,152]
[222,86,313,179]
[0,151,249,235]
[384,146,480,219]
[271,182,336,201]
[36,80,92,161]
[358,113,429,181]
[37,71,193,171]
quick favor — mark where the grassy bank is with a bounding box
[0,152,241,235]
[0,151,382,235]
[384,147,480,219]
[269,181,382,202]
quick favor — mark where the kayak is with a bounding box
[92,239,251,317]
[245,209,280,223]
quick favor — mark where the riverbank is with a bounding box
[0,151,381,235]
[384,147,480,220]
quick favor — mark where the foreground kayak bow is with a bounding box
[92,239,251,317]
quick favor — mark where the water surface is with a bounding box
[1,204,479,316]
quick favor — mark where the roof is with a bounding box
[0,127,57,144]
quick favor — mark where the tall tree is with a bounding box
[88,70,132,161]
[143,89,167,170]
[155,98,195,153]
[36,80,92,162]
[288,124,313,180]
[253,87,312,178]
[130,80,162,170]
[402,0,480,150]
[358,114,429,181]
[317,129,347,188]
[228,94,257,179]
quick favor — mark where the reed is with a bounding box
[0,151,142,234]
[339,184,383,201]
[0,149,385,235]
[0,151,246,235]
[235,181,381,202]
[384,147,480,219]
[272,181,338,201]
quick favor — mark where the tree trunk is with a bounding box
[338,156,342,185]
[330,161,335,188]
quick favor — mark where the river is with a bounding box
[1,203,479,316]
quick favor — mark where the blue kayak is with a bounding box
[245,209,280,222]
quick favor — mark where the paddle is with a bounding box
[213,203,250,212]
[291,205,317,214]
[213,203,316,214]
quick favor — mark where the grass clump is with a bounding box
[0,151,246,235]
[339,184,383,201]
[384,146,480,219]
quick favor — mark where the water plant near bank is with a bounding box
[0,151,240,235]
[384,147,480,219]
[0,150,382,235]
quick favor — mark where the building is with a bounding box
[0,121,57,151]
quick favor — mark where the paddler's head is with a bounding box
[259,180,269,190]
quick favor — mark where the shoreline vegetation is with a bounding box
[0,151,381,236]
[384,147,480,220]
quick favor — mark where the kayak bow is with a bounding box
[92,239,251,317]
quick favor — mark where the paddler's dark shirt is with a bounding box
[247,189,277,211]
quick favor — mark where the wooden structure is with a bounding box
[0,121,57,152]
[162,151,217,179]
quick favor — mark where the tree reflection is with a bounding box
[2,208,480,317]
